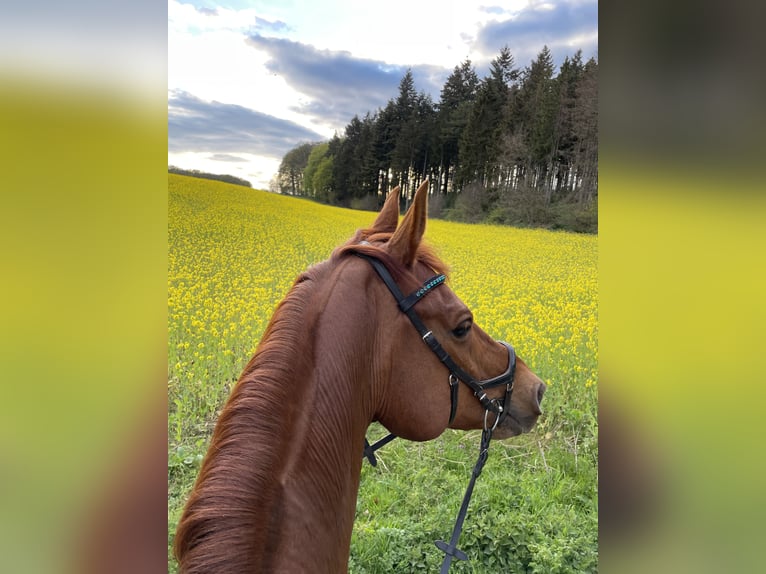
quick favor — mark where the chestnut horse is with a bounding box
[174,181,546,573]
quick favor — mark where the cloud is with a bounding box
[475,0,598,67]
[195,7,217,17]
[246,34,448,129]
[480,5,508,15]
[168,90,325,158]
[207,153,248,162]
[255,18,289,34]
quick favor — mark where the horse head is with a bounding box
[339,180,546,442]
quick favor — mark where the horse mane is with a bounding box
[174,262,329,573]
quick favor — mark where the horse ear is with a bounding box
[388,180,429,266]
[371,186,400,233]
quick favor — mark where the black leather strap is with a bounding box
[363,433,398,466]
[448,374,459,426]
[435,428,494,573]
[399,274,446,312]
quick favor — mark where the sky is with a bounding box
[168,0,598,190]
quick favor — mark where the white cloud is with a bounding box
[168,1,259,35]
[261,0,516,69]
[169,4,302,120]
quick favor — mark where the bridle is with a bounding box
[355,252,517,427]
[355,251,517,573]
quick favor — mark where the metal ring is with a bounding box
[483,408,501,432]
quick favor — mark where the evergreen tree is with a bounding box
[356,112,381,200]
[438,60,479,193]
[548,51,584,198]
[572,57,598,203]
[390,69,419,189]
[524,46,557,166]
[371,100,397,192]
[458,46,517,187]
[413,92,439,181]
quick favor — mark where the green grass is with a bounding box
[168,174,597,572]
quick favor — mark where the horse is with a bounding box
[173,181,546,573]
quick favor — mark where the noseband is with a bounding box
[355,251,518,573]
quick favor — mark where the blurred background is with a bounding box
[1,1,764,572]
[0,2,167,573]
[600,1,766,572]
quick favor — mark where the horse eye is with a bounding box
[452,321,472,339]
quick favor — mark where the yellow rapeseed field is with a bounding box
[168,173,596,444]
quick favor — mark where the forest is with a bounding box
[275,46,597,233]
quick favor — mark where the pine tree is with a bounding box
[548,51,584,198]
[370,100,397,192]
[508,45,557,200]
[438,60,479,193]
[457,46,517,188]
[390,69,419,191]
[572,57,598,204]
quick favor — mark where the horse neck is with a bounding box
[176,262,377,573]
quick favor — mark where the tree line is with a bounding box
[169,166,252,188]
[275,46,597,232]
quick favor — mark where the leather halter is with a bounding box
[355,252,517,426]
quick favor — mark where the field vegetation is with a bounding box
[168,174,597,572]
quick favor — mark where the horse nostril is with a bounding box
[536,383,546,405]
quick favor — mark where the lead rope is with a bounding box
[362,423,496,574]
[362,428,493,573]
[435,425,494,573]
